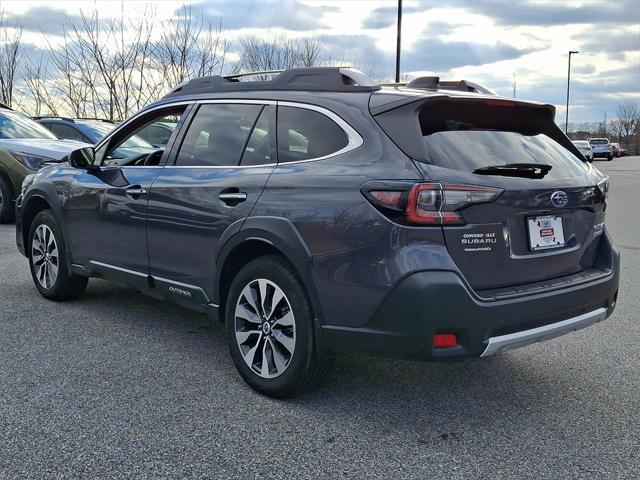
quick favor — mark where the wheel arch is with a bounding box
[215,217,324,326]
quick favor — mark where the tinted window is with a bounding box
[102,109,184,166]
[277,106,349,163]
[241,106,275,166]
[177,104,262,167]
[419,101,588,179]
[50,123,85,142]
[0,110,57,139]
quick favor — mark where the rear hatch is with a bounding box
[373,95,608,290]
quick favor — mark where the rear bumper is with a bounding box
[321,232,620,360]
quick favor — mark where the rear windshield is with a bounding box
[589,139,608,145]
[420,101,588,178]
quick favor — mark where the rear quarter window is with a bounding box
[277,106,349,163]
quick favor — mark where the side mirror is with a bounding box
[67,147,96,170]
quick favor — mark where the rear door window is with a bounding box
[419,101,588,178]
[277,106,348,162]
[176,104,262,167]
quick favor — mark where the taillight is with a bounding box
[596,176,610,199]
[364,182,502,226]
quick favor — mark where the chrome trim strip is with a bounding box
[98,100,363,169]
[89,260,147,277]
[481,307,607,357]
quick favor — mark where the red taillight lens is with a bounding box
[370,190,403,209]
[433,333,458,348]
[406,183,502,225]
[364,181,502,226]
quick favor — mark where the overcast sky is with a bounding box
[1,0,639,122]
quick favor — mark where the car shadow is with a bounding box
[76,279,586,440]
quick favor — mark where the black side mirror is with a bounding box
[67,147,96,170]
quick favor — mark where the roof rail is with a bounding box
[405,76,495,95]
[163,67,380,98]
[224,70,284,81]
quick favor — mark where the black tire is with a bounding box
[28,210,88,301]
[608,155,613,161]
[225,255,332,398]
[0,174,15,224]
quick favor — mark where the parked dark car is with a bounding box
[0,106,89,223]
[36,117,156,159]
[16,68,619,397]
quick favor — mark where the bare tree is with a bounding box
[152,6,228,91]
[615,100,640,147]
[19,55,60,116]
[233,34,327,76]
[0,9,22,107]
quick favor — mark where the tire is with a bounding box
[0,174,15,224]
[608,155,613,161]
[28,210,88,301]
[225,255,332,398]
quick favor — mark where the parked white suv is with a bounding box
[572,140,593,162]
[588,138,612,161]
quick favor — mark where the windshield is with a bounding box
[81,122,115,142]
[0,110,57,139]
[573,141,589,147]
[419,101,588,179]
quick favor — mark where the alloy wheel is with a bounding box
[234,278,296,378]
[31,224,59,289]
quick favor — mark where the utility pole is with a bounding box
[395,0,402,83]
[565,50,579,134]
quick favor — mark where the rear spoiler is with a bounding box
[372,96,586,163]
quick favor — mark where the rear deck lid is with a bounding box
[374,96,608,290]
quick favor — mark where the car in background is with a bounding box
[135,121,177,147]
[0,106,90,223]
[572,140,593,162]
[36,116,157,161]
[35,117,116,144]
[588,138,613,161]
[610,143,622,158]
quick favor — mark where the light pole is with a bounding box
[565,50,579,134]
[395,0,402,83]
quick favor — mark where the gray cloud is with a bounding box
[361,5,421,29]
[403,38,540,71]
[444,0,639,26]
[3,6,83,35]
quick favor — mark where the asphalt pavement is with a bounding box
[1,157,638,479]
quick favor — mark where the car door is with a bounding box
[63,105,190,276]
[146,101,277,299]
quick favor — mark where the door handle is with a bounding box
[219,192,247,202]
[126,186,147,197]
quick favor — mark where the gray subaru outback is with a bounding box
[16,68,619,397]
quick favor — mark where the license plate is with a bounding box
[528,215,565,251]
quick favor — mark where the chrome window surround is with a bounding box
[96,99,363,169]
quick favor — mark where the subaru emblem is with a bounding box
[550,191,568,208]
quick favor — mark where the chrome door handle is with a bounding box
[218,193,247,201]
[126,187,147,196]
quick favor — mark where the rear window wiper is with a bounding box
[473,163,552,179]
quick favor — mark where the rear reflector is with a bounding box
[433,333,458,348]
